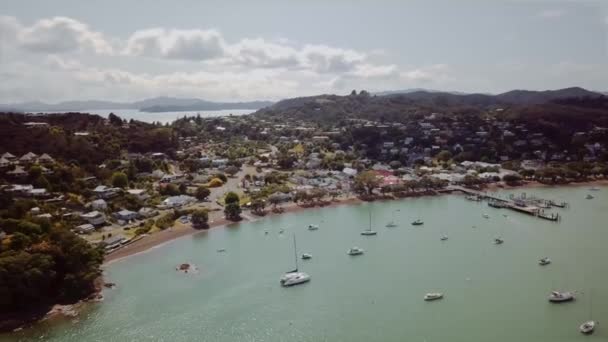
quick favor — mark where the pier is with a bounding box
[446,186,565,222]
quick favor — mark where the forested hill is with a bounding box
[0,112,178,168]
[252,87,608,124]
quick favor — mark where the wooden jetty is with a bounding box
[446,186,563,222]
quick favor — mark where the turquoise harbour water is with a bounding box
[3,186,608,342]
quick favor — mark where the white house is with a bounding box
[93,185,120,199]
[75,223,95,234]
[114,209,139,223]
[162,195,196,208]
[127,189,150,201]
[91,199,108,211]
[81,211,106,226]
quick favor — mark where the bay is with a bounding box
[3,185,607,342]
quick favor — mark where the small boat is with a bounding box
[264,230,269,235]
[465,195,482,202]
[580,321,597,335]
[494,237,504,245]
[385,221,397,228]
[279,229,285,234]
[217,248,226,253]
[308,224,319,231]
[548,291,575,303]
[347,247,364,256]
[424,293,444,301]
[586,194,594,200]
[440,235,448,241]
[539,257,551,266]
[483,214,490,219]
[301,253,312,260]
[411,219,424,226]
[280,235,311,287]
[361,209,378,236]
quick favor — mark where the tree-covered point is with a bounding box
[0,218,104,329]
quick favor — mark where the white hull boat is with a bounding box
[348,247,364,256]
[549,291,575,303]
[424,293,444,301]
[580,321,597,334]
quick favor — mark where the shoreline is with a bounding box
[103,179,608,266]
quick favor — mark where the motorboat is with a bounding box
[361,209,378,236]
[411,219,424,226]
[217,248,226,253]
[308,224,319,231]
[494,237,504,245]
[347,247,364,256]
[548,291,575,303]
[586,194,594,200]
[539,257,551,266]
[440,235,448,241]
[483,214,490,219]
[385,221,398,228]
[301,253,312,260]
[280,235,310,287]
[424,293,444,301]
[580,321,597,334]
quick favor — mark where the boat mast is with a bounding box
[293,234,299,271]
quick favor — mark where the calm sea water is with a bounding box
[3,186,608,342]
[41,109,254,124]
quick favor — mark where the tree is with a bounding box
[195,186,210,201]
[225,165,239,177]
[108,113,123,126]
[354,171,381,195]
[250,199,266,215]
[178,183,188,194]
[111,171,129,188]
[224,191,240,205]
[191,209,209,229]
[277,153,296,169]
[224,202,242,221]
[436,150,452,162]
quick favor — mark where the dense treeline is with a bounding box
[0,112,178,170]
[0,216,104,330]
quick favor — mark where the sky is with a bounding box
[0,0,607,103]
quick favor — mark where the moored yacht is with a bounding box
[361,209,378,236]
[549,291,575,303]
[347,247,364,256]
[580,321,597,335]
[411,219,424,226]
[586,194,594,200]
[539,257,551,266]
[494,237,504,245]
[440,235,448,241]
[385,221,397,228]
[280,235,310,287]
[483,214,490,219]
[308,224,319,230]
[424,293,444,301]
[301,253,312,260]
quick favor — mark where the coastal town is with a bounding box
[1,101,607,259]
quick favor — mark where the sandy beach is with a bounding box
[103,196,363,265]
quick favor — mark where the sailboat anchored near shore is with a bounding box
[361,208,378,236]
[280,235,311,287]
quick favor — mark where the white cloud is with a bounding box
[125,28,226,60]
[18,17,113,54]
[538,9,566,19]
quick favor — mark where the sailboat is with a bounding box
[361,208,378,236]
[579,290,598,334]
[280,235,311,287]
[385,209,398,227]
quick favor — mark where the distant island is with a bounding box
[0,96,274,113]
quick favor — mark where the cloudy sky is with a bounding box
[1,0,607,103]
